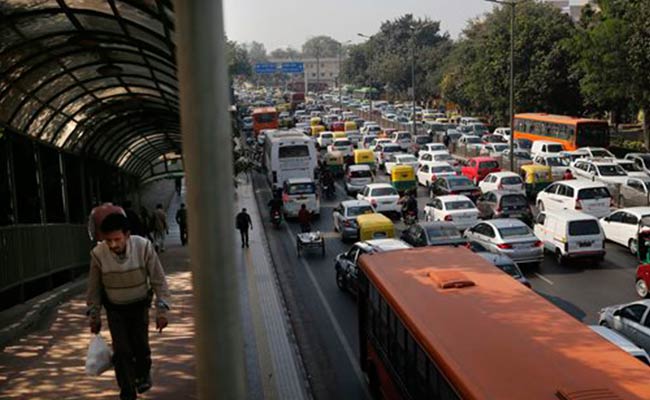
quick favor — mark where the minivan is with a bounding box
[531,140,565,157]
[282,178,320,218]
[534,210,605,265]
[536,180,612,218]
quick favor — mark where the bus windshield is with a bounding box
[577,123,609,147]
[254,113,276,123]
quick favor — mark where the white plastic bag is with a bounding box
[85,334,112,376]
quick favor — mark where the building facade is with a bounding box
[269,57,342,90]
[545,0,594,21]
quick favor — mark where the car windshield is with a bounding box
[479,161,499,169]
[514,152,532,160]
[398,156,417,163]
[425,226,462,239]
[568,220,600,236]
[577,187,611,200]
[591,149,613,158]
[500,194,527,207]
[465,137,482,144]
[502,176,523,185]
[347,206,374,217]
[498,226,531,238]
[596,165,627,176]
[547,144,564,153]
[434,154,453,162]
[447,177,473,188]
[516,139,532,150]
[446,200,475,210]
[372,187,398,196]
[416,136,432,144]
[618,162,640,172]
[546,157,569,167]
[493,144,508,151]
[334,140,351,147]
[431,165,454,173]
[497,263,523,279]
[350,169,372,178]
[287,183,316,195]
[383,146,401,153]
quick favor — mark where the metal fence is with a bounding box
[0,224,90,294]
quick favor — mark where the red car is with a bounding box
[636,264,650,298]
[461,156,501,184]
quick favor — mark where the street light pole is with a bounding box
[410,26,416,136]
[486,0,519,171]
[338,40,351,112]
[357,33,373,122]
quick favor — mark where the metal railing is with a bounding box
[0,224,90,294]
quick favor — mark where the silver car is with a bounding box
[463,219,544,265]
[599,300,650,354]
[332,200,375,241]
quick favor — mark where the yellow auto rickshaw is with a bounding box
[333,131,347,140]
[520,164,553,200]
[311,124,325,137]
[390,165,416,195]
[310,117,322,127]
[353,149,375,169]
[344,121,357,131]
[356,213,395,241]
[324,150,345,177]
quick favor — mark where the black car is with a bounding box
[429,176,481,202]
[400,221,467,247]
[475,191,532,223]
[334,239,411,295]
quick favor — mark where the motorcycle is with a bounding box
[271,209,282,228]
[322,182,335,199]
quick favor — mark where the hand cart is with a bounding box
[296,231,325,257]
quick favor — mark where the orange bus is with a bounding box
[514,113,609,151]
[357,246,650,399]
[252,106,279,136]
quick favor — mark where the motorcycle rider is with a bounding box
[563,169,574,180]
[321,168,335,198]
[398,189,418,222]
[268,190,284,219]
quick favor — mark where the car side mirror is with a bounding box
[613,309,621,317]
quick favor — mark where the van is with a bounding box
[531,140,565,157]
[589,325,650,365]
[536,179,612,218]
[534,210,605,265]
[460,117,481,126]
[282,178,320,218]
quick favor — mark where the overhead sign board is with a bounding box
[254,63,277,74]
[280,62,304,73]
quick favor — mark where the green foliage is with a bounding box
[246,41,268,64]
[269,47,301,60]
[225,39,252,78]
[302,36,341,58]
[441,2,580,125]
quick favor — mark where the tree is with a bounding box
[246,41,268,64]
[269,47,301,60]
[440,2,581,125]
[302,36,341,58]
[225,39,252,78]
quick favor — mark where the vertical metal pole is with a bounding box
[175,1,245,399]
[338,44,343,111]
[411,30,416,136]
[316,49,320,95]
[59,152,70,223]
[508,2,515,172]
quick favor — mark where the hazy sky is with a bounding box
[223,0,495,51]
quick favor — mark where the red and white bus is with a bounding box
[252,106,279,136]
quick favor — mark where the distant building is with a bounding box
[544,0,594,21]
[269,57,342,91]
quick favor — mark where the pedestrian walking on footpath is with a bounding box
[139,206,153,241]
[152,204,168,252]
[235,208,253,248]
[175,203,188,246]
[174,177,182,196]
[86,213,171,400]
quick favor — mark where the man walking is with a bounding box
[152,204,168,252]
[235,208,252,248]
[86,213,170,400]
[175,203,188,246]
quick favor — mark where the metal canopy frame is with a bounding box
[0,0,179,178]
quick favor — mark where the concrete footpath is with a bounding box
[0,180,309,399]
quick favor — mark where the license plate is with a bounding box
[579,241,592,247]
[381,200,393,204]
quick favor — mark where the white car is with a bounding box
[421,143,449,153]
[478,171,525,194]
[536,180,612,218]
[531,140,564,157]
[493,127,511,141]
[600,207,650,253]
[328,138,354,157]
[578,147,616,159]
[464,219,544,265]
[373,143,402,169]
[357,183,400,214]
[385,154,419,175]
[571,159,628,185]
[419,150,461,170]
[614,159,648,178]
[535,210,605,264]
[417,162,456,187]
[345,130,362,147]
[480,143,509,157]
[458,134,484,151]
[533,153,571,180]
[390,131,413,151]
[424,195,479,231]
[317,131,335,148]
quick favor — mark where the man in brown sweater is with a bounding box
[87,213,171,400]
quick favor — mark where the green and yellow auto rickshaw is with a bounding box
[311,124,325,137]
[520,164,553,200]
[353,149,375,170]
[324,150,345,177]
[390,165,416,195]
[357,214,395,241]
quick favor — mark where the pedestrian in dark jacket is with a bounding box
[298,204,311,233]
[235,208,253,248]
[175,204,188,246]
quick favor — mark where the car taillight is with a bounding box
[371,199,377,207]
[343,220,352,227]
[444,215,453,221]
[575,200,582,210]
[497,243,513,249]
[533,241,543,247]
[496,206,502,212]
[431,174,437,181]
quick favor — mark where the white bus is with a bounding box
[263,130,318,190]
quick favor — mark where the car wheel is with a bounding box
[555,249,565,266]
[636,279,650,298]
[538,201,545,212]
[629,238,638,255]
[336,270,347,291]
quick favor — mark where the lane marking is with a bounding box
[534,272,554,285]
[285,223,371,400]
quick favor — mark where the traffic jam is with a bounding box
[238,89,650,380]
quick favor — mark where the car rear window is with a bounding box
[372,187,397,196]
[348,206,374,217]
[577,187,611,200]
[383,146,401,153]
[288,183,316,195]
[425,226,461,239]
[416,136,432,144]
[431,165,454,173]
[448,177,473,188]
[547,144,564,152]
[498,226,530,238]
[500,195,527,207]
[502,176,522,185]
[434,154,452,162]
[350,170,372,178]
[479,161,499,169]
[568,220,601,236]
[446,201,475,210]
[279,145,309,158]
[334,140,351,147]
